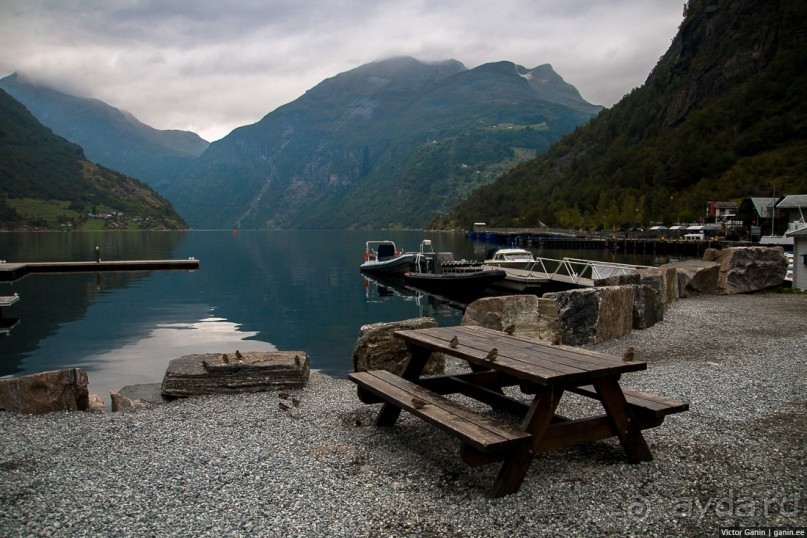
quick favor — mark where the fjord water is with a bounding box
[0,230,658,400]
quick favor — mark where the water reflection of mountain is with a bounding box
[0,271,160,376]
[0,232,187,377]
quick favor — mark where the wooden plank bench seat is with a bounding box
[349,370,531,454]
[568,384,688,421]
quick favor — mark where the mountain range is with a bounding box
[0,73,209,192]
[166,57,601,229]
[2,57,601,229]
[0,88,187,230]
[440,0,807,230]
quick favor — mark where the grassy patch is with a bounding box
[9,198,80,220]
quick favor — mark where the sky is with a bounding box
[0,0,684,142]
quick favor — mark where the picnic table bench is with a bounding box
[349,325,688,497]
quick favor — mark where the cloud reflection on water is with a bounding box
[80,316,276,402]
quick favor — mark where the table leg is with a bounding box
[375,344,432,427]
[593,376,653,463]
[491,385,564,497]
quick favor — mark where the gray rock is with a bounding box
[0,368,90,415]
[352,318,445,375]
[460,294,543,338]
[88,393,106,413]
[665,260,720,297]
[703,246,787,294]
[544,288,599,346]
[110,383,172,412]
[545,286,636,345]
[592,272,641,287]
[632,284,664,330]
[595,286,634,343]
[162,351,310,397]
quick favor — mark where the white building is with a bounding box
[787,227,807,291]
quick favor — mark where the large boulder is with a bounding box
[664,260,720,297]
[461,295,545,338]
[703,246,788,294]
[162,351,310,397]
[632,284,664,330]
[0,368,90,414]
[544,288,599,346]
[352,318,445,375]
[544,286,635,346]
[595,286,635,342]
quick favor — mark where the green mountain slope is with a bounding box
[440,0,807,230]
[0,89,187,230]
[0,73,209,192]
[165,57,601,229]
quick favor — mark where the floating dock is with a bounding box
[0,259,199,282]
[0,293,20,334]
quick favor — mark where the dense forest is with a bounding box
[436,0,807,230]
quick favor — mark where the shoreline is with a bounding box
[1,292,805,536]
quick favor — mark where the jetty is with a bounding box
[0,293,20,334]
[488,257,653,292]
[0,259,199,282]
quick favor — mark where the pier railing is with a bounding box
[516,257,654,286]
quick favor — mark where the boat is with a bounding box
[760,218,807,251]
[403,240,506,300]
[359,240,415,274]
[403,268,506,299]
[483,248,536,269]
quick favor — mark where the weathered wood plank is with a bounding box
[569,384,689,417]
[349,370,531,452]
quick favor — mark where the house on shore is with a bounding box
[787,227,807,291]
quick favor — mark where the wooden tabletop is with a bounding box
[394,325,646,386]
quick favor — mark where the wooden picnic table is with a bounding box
[349,325,688,497]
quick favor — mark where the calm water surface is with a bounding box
[0,230,662,401]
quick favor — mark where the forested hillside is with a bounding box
[165,57,601,229]
[0,73,209,192]
[438,0,807,230]
[0,89,187,230]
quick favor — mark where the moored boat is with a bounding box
[483,248,536,269]
[403,240,505,300]
[359,240,415,274]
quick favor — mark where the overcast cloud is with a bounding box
[0,0,683,141]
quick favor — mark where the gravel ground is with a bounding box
[1,292,805,537]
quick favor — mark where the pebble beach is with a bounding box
[1,292,805,537]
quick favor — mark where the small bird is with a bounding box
[623,346,635,362]
[503,324,515,335]
[485,348,499,361]
[221,353,229,363]
[294,355,301,366]
[551,334,562,346]
[235,349,244,361]
[449,335,459,348]
[291,397,301,407]
[411,397,427,409]
[278,391,290,400]
[278,402,290,411]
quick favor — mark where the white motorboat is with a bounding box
[483,248,536,269]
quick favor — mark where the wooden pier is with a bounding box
[0,259,199,282]
[0,293,20,334]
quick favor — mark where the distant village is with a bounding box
[655,194,807,241]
